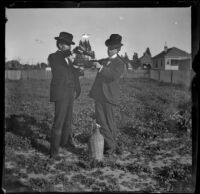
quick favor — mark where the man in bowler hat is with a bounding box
[48,32,81,159]
[89,34,126,157]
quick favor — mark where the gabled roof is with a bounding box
[152,47,191,59]
[139,53,152,60]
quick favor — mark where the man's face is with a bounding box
[59,43,71,51]
[107,48,118,57]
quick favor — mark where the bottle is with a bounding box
[88,123,104,161]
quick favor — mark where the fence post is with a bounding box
[20,70,22,80]
[171,70,173,84]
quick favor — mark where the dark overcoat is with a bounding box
[48,50,81,102]
[89,55,125,105]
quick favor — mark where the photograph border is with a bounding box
[3,0,200,193]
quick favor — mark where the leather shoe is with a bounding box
[61,137,76,149]
[65,141,76,151]
[50,154,61,161]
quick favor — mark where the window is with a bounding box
[171,59,179,66]
[167,59,170,65]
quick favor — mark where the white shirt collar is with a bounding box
[110,54,117,59]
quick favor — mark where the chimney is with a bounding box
[164,42,168,52]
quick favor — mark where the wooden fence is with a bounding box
[5,69,195,87]
[5,70,52,80]
[125,69,194,87]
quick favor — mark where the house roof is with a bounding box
[152,47,191,59]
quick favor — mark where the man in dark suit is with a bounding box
[89,34,126,157]
[48,32,81,160]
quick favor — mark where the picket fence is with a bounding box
[5,69,195,87]
[5,70,52,80]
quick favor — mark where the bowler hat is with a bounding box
[55,32,75,45]
[105,34,123,49]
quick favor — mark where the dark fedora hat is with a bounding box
[105,34,123,49]
[55,32,75,45]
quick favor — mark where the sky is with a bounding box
[5,7,191,64]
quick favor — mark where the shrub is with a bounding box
[170,101,192,135]
[153,161,192,190]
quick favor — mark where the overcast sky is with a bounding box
[5,7,191,64]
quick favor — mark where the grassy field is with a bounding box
[4,77,193,192]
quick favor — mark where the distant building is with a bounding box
[127,62,133,70]
[152,45,191,70]
[139,48,153,69]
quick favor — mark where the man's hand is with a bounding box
[93,62,102,69]
[68,53,76,63]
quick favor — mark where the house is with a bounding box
[152,45,191,70]
[126,61,133,70]
[139,47,153,69]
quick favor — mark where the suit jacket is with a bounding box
[48,50,81,102]
[89,55,125,105]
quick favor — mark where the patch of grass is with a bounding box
[5,78,192,192]
[5,132,32,150]
[29,177,53,192]
[54,161,80,173]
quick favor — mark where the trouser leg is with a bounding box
[95,100,116,151]
[104,102,117,148]
[50,98,68,155]
[60,90,74,146]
